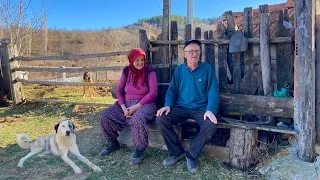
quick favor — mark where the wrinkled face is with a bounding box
[55,120,75,136]
[184,43,201,64]
[133,55,145,70]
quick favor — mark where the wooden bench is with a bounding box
[112,86,296,169]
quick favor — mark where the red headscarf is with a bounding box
[127,48,146,89]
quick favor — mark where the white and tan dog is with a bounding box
[17,120,102,174]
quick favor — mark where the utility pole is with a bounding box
[187,0,193,24]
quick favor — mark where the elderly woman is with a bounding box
[99,48,158,165]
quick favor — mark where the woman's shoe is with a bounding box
[129,149,145,165]
[99,140,120,156]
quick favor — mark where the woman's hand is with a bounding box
[120,104,129,117]
[126,103,142,117]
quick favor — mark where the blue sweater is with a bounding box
[164,62,220,114]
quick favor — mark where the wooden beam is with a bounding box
[13,51,130,61]
[14,64,172,72]
[27,98,112,107]
[315,0,320,143]
[219,93,293,118]
[259,4,272,96]
[150,37,293,45]
[170,21,178,68]
[296,0,316,162]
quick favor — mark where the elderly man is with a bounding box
[156,39,219,173]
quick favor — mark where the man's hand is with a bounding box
[126,103,142,117]
[204,110,217,124]
[156,106,171,116]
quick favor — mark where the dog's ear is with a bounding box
[54,122,60,133]
[71,122,76,130]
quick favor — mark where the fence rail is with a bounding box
[150,37,293,45]
[14,64,172,72]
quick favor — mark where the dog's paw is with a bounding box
[74,167,82,174]
[17,162,23,168]
[92,165,102,172]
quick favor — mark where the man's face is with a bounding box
[183,43,201,64]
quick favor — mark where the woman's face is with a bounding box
[133,55,145,70]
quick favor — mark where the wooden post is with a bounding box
[204,30,215,68]
[0,39,24,104]
[162,0,170,65]
[170,21,178,65]
[296,0,316,162]
[195,27,201,39]
[243,7,256,95]
[217,23,228,93]
[184,24,192,63]
[229,128,258,170]
[315,0,320,143]
[139,29,150,64]
[259,5,272,96]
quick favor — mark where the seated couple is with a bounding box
[99,39,219,173]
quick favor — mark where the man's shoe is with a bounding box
[99,140,120,156]
[186,157,198,173]
[162,153,185,166]
[130,154,146,165]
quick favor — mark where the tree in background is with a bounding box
[0,0,48,58]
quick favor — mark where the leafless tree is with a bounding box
[0,0,48,58]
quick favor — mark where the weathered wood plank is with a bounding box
[315,0,320,143]
[170,21,178,65]
[276,10,294,90]
[195,27,201,39]
[296,0,316,162]
[204,31,215,68]
[218,23,228,93]
[219,93,294,118]
[259,4,272,96]
[232,53,241,94]
[150,37,293,45]
[243,7,256,95]
[15,64,172,72]
[139,29,150,64]
[13,51,131,61]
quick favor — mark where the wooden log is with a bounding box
[0,40,24,104]
[259,5,272,96]
[219,93,294,118]
[149,37,293,45]
[276,10,294,90]
[229,128,258,170]
[161,0,170,65]
[243,7,256,95]
[139,29,150,64]
[14,64,172,72]
[296,0,316,162]
[315,0,320,143]
[13,51,131,61]
[217,23,228,93]
[204,31,215,67]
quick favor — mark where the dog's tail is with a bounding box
[17,133,32,149]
